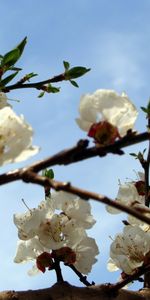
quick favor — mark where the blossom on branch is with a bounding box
[106,182,145,215]
[107,225,150,275]
[14,192,99,275]
[76,89,138,145]
[106,177,150,230]
[0,106,39,165]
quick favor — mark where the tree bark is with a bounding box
[0,283,150,300]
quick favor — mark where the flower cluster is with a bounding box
[14,191,99,275]
[107,173,150,276]
[0,93,38,166]
[76,89,138,145]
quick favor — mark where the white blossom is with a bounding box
[14,192,95,250]
[107,225,150,274]
[14,192,99,275]
[106,182,144,214]
[14,198,54,240]
[76,89,138,137]
[0,107,39,165]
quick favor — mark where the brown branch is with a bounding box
[30,132,150,173]
[108,264,150,292]
[0,282,149,300]
[20,170,150,225]
[0,132,149,186]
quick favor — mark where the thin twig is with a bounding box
[66,264,94,286]
[3,73,65,92]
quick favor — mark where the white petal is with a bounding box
[28,265,40,276]
[14,238,44,263]
[0,107,39,165]
[107,258,119,272]
[73,236,99,274]
[75,118,92,132]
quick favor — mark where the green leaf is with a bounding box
[47,84,60,93]
[1,37,27,68]
[24,72,38,81]
[130,153,138,157]
[1,48,20,68]
[65,66,91,80]
[70,80,79,88]
[63,61,70,70]
[38,91,45,98]
[42,169,54,179]
[0,71,18,86]
[16,36,27,56]
[9,66,22,71]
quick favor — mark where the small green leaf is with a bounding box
[47,84,60,93]
[9,66,22,71]
[63,61,70,70]
[24,72,38,81]
[42,169,54,179]
[70,80,79,88]
[38,91,45,98]
[65,66,91,80]
[0,71,18,86]
[130,153,137,157]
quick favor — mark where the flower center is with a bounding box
[88,121,120,146]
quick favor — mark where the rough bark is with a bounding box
[0,283,150,300]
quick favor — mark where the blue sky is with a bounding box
[0,0,149,291]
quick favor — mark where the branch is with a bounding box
[0,132,149,185]
[3,73,65,92]
[0,282,149,300]
[108,264,150,292]
[30,132,150,173]
[20,170,150,225]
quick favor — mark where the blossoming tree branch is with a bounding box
[0,38,150,300]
